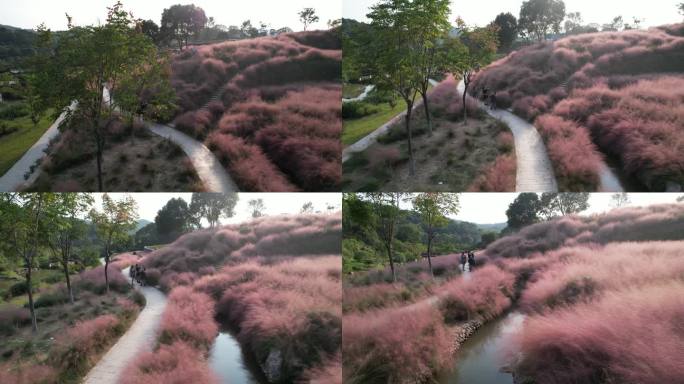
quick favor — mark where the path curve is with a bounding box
[83,272,167,384]
[147,123,239,192]
[342,85,375,103]
[342,79,440,162]
[457,81,558,192]
[0,102,77,191]
[102,87,239,193]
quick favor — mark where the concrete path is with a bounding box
[342,79,440,162]
[342,85,375,103]
[598,163,625,192]
[147,122,239,192]
[0,101,77,191]
[457,81,558,192]
[83,272,167,384]
[103,87,239,192]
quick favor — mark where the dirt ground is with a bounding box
[343,114,513,191]
[29,133,205,192]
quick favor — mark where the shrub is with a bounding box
[76,266,130,294]
[127,341,217,384]
[0,305,31,336]
[159,287,218,349]
[343,305,451,383]
[8,281,28,297]
[34,289,69,308]
[52,314,122,375]
[0,364,56,384]
[342,101,380,119]
[468,154,516,192]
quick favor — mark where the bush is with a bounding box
[158,287,218,349]
[76,266,130,294]
[8,281,28,297]
[127,341,217,384]
[342,101,379,119]
[0,103,29,119]
[0,305,31,336]
[52,314,122,375]
[34,289,69,308]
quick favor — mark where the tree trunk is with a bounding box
[462,79,469,123]
[427,231,434,278]
[386,242,396,283]
[405,104,416,176]
[26,264,37,333]
[104,251,110,294]
[422,91,433,136]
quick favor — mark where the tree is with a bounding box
[564,11,583,34]
[248,199,265,218]
[412,193,460,277]
[140,19,160,43]
[519,0,566,41]
[160,4,208,49]
[610,193,631,209]
[299,8,319,31]
[155,198,192,242]
[538,192,590,219]
[32,3,175,191]
[506,193,540,230]
[680,3,684,16]
[240,20,259,38]
[47,193,93,304]
[448,19,498,122]
[301,201,314,213]
[328,19,342,29]
[602,16,624,32]
[189,193,238,228]
[479,231,498,248]
[365,0,426,176]
[89,194,138,294]
[677,195,684,203]
[412,0,451,137]
[0,193,55,332]
[368,193,406,282]
[135,222,159,248]
[492,12,518,51]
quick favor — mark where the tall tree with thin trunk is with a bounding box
[0,193,56,333]
[412,193,460,277]
[365,0,425,176]
[89,194,138,294]
[368,193,406,282]
[610,193,630,209]
[47,193,93,304]
[299,8,319,31]
[249,199,266,218]
[449,19,498,122]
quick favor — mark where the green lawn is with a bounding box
[343,83,367,99]
[343,99,405,146]
[0,109,56,176]
[342,83,434,147]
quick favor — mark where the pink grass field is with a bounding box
[170,31,342,191]
[128,213,342,383]
[471,24,684,190]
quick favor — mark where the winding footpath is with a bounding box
[342,85,375,103]
[456,80,559,192]
[342,79,440,162]
[83,269,167,384]
[103,88,239,193]
[0,101,77,191]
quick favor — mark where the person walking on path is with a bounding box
[489,92,497,110]
[460,252,468,272]
[467,251,475,271]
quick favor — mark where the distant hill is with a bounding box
[0,24,36,70]
[135,219,152,232]
[476,222,507,233]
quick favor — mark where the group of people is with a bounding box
[130,264,146,286]
[460,251,476,272]
[480,87,497,110]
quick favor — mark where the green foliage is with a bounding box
[342,101,380,119]
[189,193,238,228]
[155,197,192,242]
[519,0,566,41]
[492,12,519,51]
[506,193,541,230]
[299,8,320,31]
[160,4,208,50]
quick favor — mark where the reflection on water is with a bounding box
[209,331,259,384]
[439,312,524,384]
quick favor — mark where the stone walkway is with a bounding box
[147,122,239,192]
[0,101,77,191]
[83,276,167,384]
[342,85,375,103]
[457,81,559,192]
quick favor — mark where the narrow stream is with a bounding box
[209,328,262,384]
[438,312,525,384]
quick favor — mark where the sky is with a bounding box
[0,0,340,31]
[397,193,684,224]
[344,0,682,28]
[91,193,341,224]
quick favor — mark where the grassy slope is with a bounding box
[343,83,367,99]
[0,109,55,176]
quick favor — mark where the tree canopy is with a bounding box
[519,0,566,41]
[160,4,208,50]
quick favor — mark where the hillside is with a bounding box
[471,24,684,191]
[129,213,342,383]
[0,25,36,70]
[170,30,342,192]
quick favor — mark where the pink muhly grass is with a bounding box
[468,153,516,192]
[342,304,452,383]
[126,341,218,384]
[0,364,57,384]
[159,286,218,349]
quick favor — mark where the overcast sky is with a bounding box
[0,0,340,31]
[397,193,684,224]
[344,0,682,28]
[92,193,341,224]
